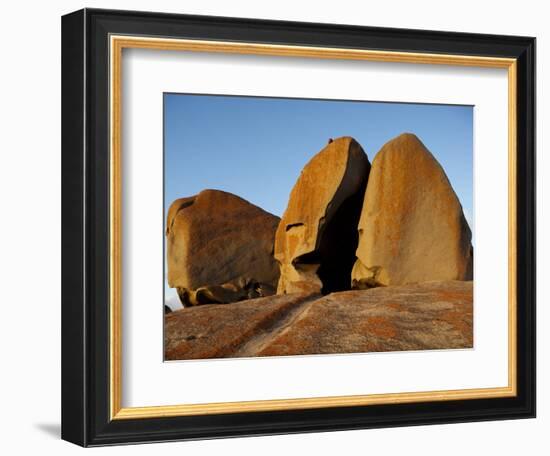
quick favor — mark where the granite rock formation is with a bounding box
[166,189,280,306]
[352,133,473,289]
[164,132,475,359]
[165,293,315,360]
[165,281,473,359]
[274,137,370,295]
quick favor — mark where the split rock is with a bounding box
[274,137,370,294]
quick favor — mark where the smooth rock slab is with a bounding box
[164,281,472,360]
[257,280,472,356]
[164,293,315,360]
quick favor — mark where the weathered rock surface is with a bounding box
[165,280,472,360]
[352,133,473,289]
[166,189,280,306]
[274,137,370,295]
[165,293,316,360]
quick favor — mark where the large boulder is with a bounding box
[166,189,280,306]
[352,133,473,288]
[274,137,371,295]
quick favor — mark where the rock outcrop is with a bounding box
[164,280,473,360]
[166,189,280,306]
[274,137,370,295]
[352,133,473,289]
[165,293,316,360]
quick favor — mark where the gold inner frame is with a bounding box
[109,35,518,420]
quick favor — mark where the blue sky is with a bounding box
[164,94,473,308]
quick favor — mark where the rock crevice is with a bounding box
[165,133,473,311]
[274,136,371,295]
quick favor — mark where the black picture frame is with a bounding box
[62,8,536,447]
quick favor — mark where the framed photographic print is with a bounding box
[61,8,536,447]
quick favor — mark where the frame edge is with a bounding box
[61,8,88,448]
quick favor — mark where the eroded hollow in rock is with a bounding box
[293,185,367,295]
[274,136,371,295]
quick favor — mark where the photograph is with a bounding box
[163,94,474,361]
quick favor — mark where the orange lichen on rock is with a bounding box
[362,316,398,339]
[164,293,315,360]
[165,280,473,360]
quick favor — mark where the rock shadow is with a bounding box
[295,179,368,294]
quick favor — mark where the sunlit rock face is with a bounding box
[352,133,473,289]
[274,137,371,295]
[164,281,473,360]
[166,189,280,306]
